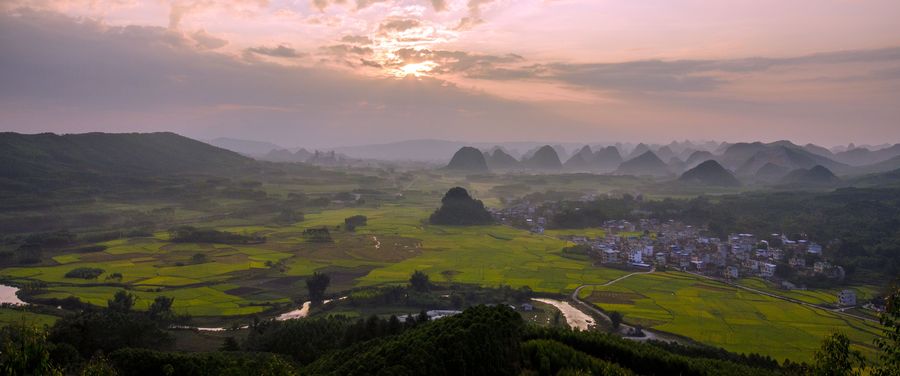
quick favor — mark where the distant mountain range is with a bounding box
[678,160,740,187]
[6,132,899,191]
[205,137,283,157]
[438,138,900,187]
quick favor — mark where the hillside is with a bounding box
[834,144,900,166]
[445,147,489,172]
[627,143,651,159]
[563,145,595,170]
[486,148,520,170]
[779,165,841,186]
[731,144,847,176]
[678,160,740,187]
[754,163,790,182]
[262,148,313,163]
[429,187,493,225]
[593,146,623,171]
[852,155,900,175]
[206,137,282,156]
[685,150,715,168]
[523,145,563,170]
[0,132,253,179]
[615,151,671,177]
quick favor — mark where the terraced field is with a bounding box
[578,272,884,362]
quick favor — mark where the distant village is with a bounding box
[493,200,862,308]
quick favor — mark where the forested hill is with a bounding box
[0,132,253,179]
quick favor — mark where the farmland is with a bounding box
[0,202,628,319]
[0,167,893,363]
[578,271,884,362]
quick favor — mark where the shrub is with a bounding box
[64,267,104,279]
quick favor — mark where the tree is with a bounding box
[220,337,240,352]
[344,215,368,231]
[416,310,430,323]
[305,272,330,303]
[409,270,430,292]
[552,310,563,327]
[108,290,135,313]
[79,354,118,376]
[191,253,207,264]
[873,286,900,376]
[609,311,623,330]
[148,296,175,323]
[812,332,864,376]
[0,322,63,376]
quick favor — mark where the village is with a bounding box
[493,202,860,308]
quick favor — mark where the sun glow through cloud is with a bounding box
[395,61,437,77]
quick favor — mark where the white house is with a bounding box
[808,243,823,255]
[838,290,857,306]
[761,263,777,278]
[725,266,739,279]
[629,250,643,264]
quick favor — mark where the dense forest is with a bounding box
[544,188,900,280]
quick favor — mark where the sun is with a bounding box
[394,61,437,77]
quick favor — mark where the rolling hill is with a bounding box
[485,148,520,170]
[445,147,489,172]
[614,151,671,177]
[563,145,595,170]
[593,146,623,171]
[779,165,841,186]
[678,160,740,186]
[523,145,563,170]
[0,132,253,179]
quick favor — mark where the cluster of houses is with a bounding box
[494,203,858,306]
[569,224,856,306]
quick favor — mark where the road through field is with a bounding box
[568,267,671,341]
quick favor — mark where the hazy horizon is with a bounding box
[2,1,900,147]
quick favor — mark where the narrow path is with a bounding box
[569,267,671,341]
[682,271,879,324]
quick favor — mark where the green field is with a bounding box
[1,204,628,317]
[578,272,883,362]
[737,278,882,306]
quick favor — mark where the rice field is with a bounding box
[0,204,628,316]
[578,271,884,362]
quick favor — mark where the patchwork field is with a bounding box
[1,204,628,317]
[578,272,884,362]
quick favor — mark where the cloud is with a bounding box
[430,0,447,12]
[456,0,494,30]
[341,35,373,45]
[246,44,304,58]
[0,9,583,147]
[387,48,524,76]
[460,47,900,93]
[191,29,228,50]
[378,18,421,33]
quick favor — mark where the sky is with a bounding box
[1,0,899,148]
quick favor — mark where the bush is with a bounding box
[64,267,104,279]
[343,215,368,231]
